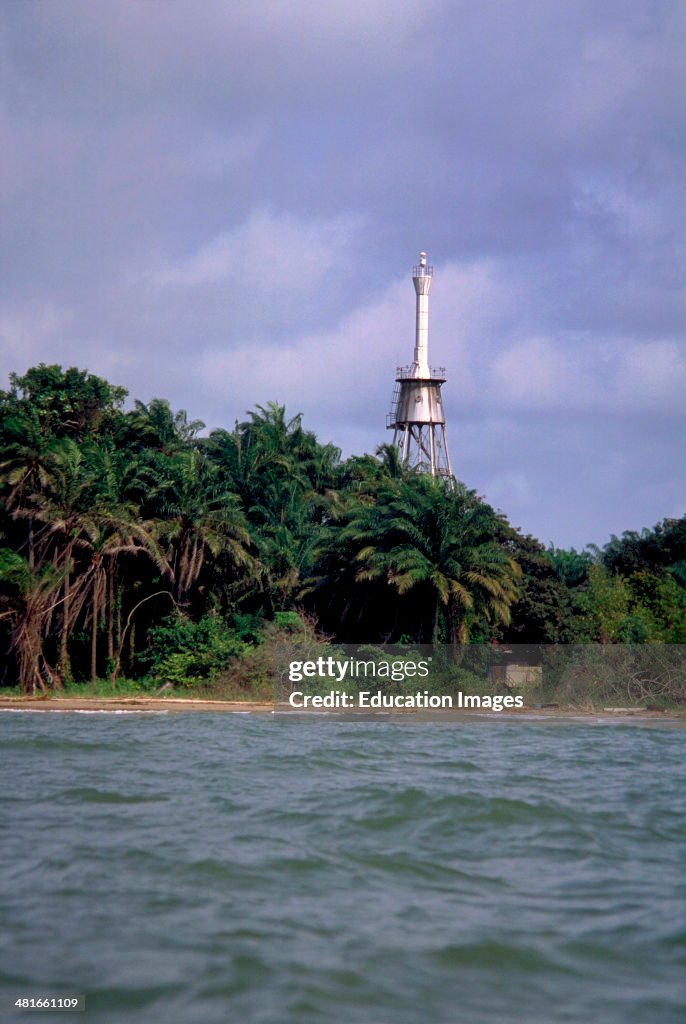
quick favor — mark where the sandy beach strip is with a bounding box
[0,695,683,720]
[0,695,277,713]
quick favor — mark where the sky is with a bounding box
[1,0,685,549]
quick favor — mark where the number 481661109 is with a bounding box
[14,996,84,1011]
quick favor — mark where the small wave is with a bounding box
[58,787,167,804]
[72,709,170,715]
[431,939,565,973]
[0,707,55,713]
[80,982,186,1013]
[0,736,121,752]
[0,707,169,715]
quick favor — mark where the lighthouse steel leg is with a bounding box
[440,424,454,480]
[402,427,411,464]
[429,426,437,476]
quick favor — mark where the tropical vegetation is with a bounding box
[1,364,684,695]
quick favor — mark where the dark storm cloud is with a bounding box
[1,0,685,546]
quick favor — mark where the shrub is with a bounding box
[140,614,246,687]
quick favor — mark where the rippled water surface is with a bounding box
[1,711,685,1023]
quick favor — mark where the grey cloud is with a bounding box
[1,0,685,548]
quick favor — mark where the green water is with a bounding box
[1,711,685,1023]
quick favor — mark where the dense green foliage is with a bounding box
[1,364,684,693]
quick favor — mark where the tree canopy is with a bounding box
[1,364,684,692]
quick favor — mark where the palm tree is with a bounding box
[80,507,171,681]
[205,403,342,615]
[0,549,64,693]
[0,404,57,570]
[14,437,95,681]
[124,398,205,455]
[82,442,172,678]
[134,447,252,612]
[14,438,170,684]
[338,476,521,643]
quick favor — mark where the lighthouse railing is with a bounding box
[395,364,446,382]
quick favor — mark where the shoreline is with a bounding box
[1,695,684,721]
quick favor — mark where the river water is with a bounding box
[1,711,685,1023]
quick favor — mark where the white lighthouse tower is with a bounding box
[387,252,453,479]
